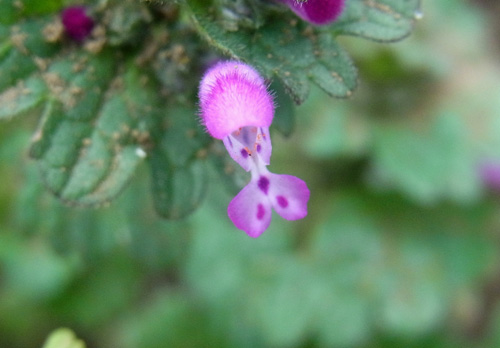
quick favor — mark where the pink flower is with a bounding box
[279,0,345,26]
[61,6,94,42]
[199,61,310,237]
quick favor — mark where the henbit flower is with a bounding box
[279,0,345,26]
[61,6,94,42]
[199,61,310,237]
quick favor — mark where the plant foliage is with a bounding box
[0,0,420,214]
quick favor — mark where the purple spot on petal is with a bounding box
[256,144,261,153]
[227,136,233,148]
[257,204,265,220]
[276,195,288,208]
[240,149,248,158]
[258,176,269,195]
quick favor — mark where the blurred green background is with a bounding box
[2,0,500,347]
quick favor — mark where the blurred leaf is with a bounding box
[118,291,227,348]
[185,185,309,347]
[105,0,151,46]
[52,254,141,329]
[150,157,208,219]
[30,55,152,205]
[332,0,421,42]
[186,184,496,345]
[0,76,47,120]
[0,0,63,24]
[0,235,76,301]
[212,0,268,31]
[0,44,37,92]
[251,261,318,346]
[187,0,357,104]
[208,142,248,196]
[149,106,210,219]
[372,112,481,203]
[150,25,210,99]
[271,79,295,137]
[302,93,369,158]
[0,17,60,120]
[42,328,86,348]
[311,190,495,342]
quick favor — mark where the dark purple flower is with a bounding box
[199,61,310,237]
[280,0,345,26]
[61,6,94,42]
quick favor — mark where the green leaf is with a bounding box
[0,0,63,24]
[185,182,496,345]
[42,328,86,348]
[0,75,47,120]
[0,234,76,301]
[208,143,248,196]
[30,54,151,205]
[13,17,62,56]
[117,291,225,348]
[252,261,318,346]
[150,157,208,219]
[302,95,369,158]
[332,0,422,42]
[148,106,210,219]
[0,17,62,120]
[270,80,295,137]
[310,190,495,342]
[187,0,357,104]
[372,112,481,204]
[105,0,151,46]
[52,254,142,328]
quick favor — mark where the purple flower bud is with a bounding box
[61,6,94,42]
[199,61,310,237]
[279,0,345,26]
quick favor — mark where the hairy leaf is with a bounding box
[0,0,63,24]
[0,17,61,120]
[187,0,357,104]
[30,54,152,205]
[148,105,211,219]
[332,0,422,42]
[271,79,296,137]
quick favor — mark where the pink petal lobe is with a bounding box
[268,173,310,220]
[228,181,272,238]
